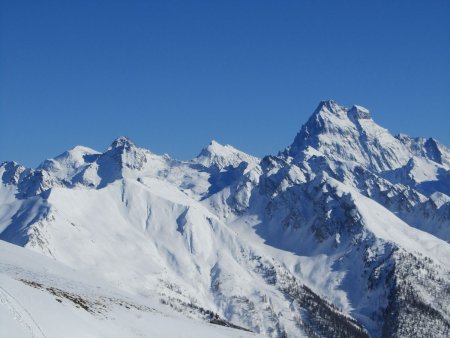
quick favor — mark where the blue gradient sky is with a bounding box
[1,0,449,167]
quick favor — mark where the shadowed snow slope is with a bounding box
[1,100,449,338]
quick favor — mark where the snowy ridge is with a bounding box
[287,100,412,171]
[1,100,449,337]
[193,140,259,170]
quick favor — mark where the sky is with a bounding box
[1,0,449,167]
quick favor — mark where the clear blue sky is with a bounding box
[1,0,449,167]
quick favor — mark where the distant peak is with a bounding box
[207,139,224,149]
[313,101,372,120]
[198,140,233,158]
[69,145,99,154]
[110,136,136,149]
[194,140,258,169]
[103,136,147,172]
[53,145,100,161]
[312,100,348,119]
[348,105,372,120]
[315,99,339,112]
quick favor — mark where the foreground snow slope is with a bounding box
[0,240,259,338]
[1,100,449,337]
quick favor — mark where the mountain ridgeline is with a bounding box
[1,100,449,338]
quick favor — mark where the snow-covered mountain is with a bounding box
[193,139,259,170]
[1,100,449,338]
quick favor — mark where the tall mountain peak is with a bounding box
[288,100,410,171]
[37,145,100,181]
[205,139,226,152]
[103,136,147,172]
[109,136,136,150]
[193,140,258,170]
[313,99,347,118]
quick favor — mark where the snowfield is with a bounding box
[1,100,449,337]
[0,241,259,338]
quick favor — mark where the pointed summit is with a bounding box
[315,99,344,113]
[193,140,258,170]
[203,140,225,153]
[311,100,348,119]
[37,145,100,181]
[287,100,411,171]
[109,136,136,150]
[102,136,147,171]
[287,100,348,157]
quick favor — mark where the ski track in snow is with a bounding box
[0,284,46,338]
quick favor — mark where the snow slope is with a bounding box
[0,240,259,338]
[1,100,449,337]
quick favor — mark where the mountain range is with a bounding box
[1,100,449,338]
